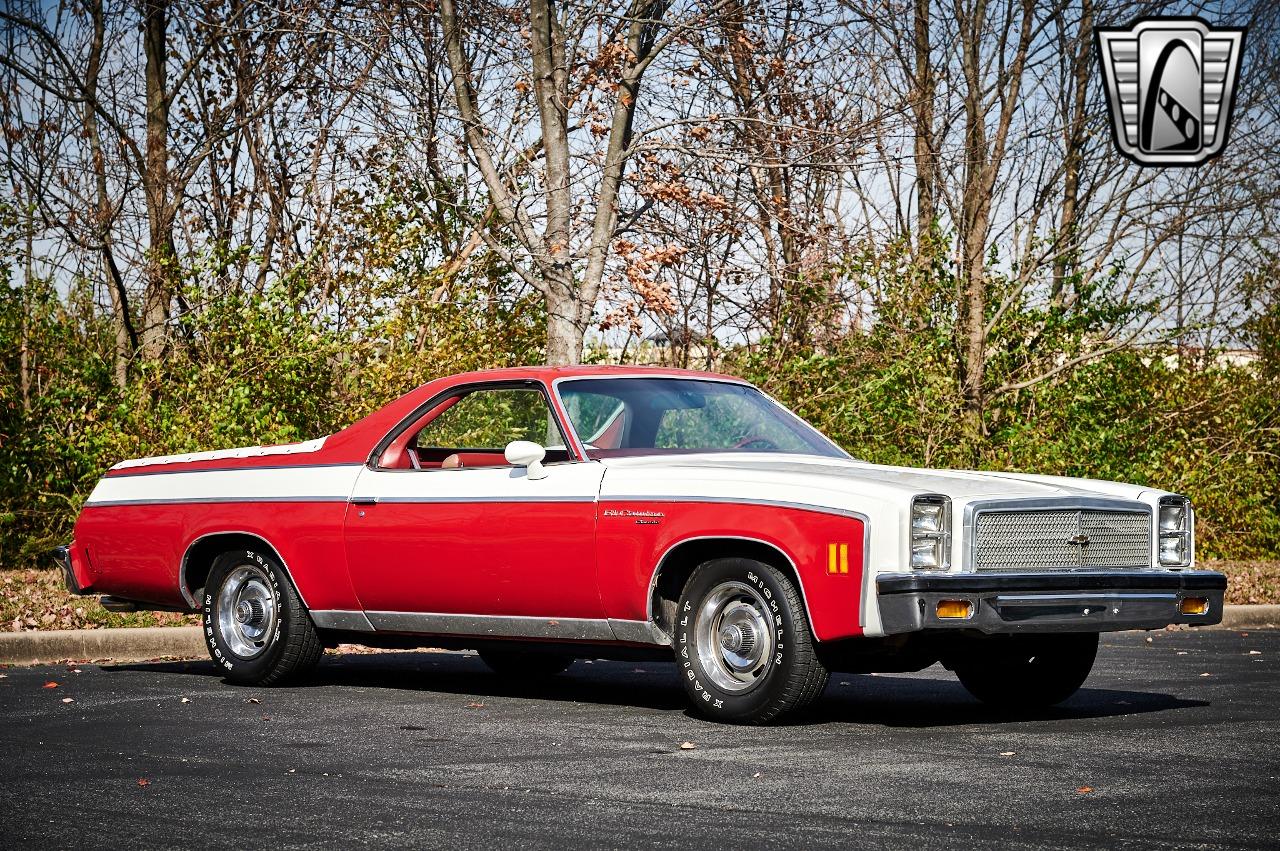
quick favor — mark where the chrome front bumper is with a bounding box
[877,570,1227,635]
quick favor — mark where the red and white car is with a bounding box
[56,366,1226,722]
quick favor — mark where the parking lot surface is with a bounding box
[1,628,1277,849]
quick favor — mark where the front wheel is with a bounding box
[952,633,1098,710]
[674,558,828,724]
[202,548,322,685]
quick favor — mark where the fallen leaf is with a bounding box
[287,768,296,774]
[1077,786,1093,794]
[42,681,58,689]
[246,697,260,704]
[61,697,74,704]
[999,751,1016,757]
[467,701,486,709]
[181,697,191,703]
[1199,672,1212,677]
[136,778,151,788]
[679,741,697,750]
[69,668,82,674]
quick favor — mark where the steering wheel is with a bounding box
[734,435,780,451]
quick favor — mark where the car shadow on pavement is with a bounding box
[104,651,1208,727]
[794,676,1208,728]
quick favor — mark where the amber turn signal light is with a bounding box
[936,599,973,619]
[1179,597,1209,615]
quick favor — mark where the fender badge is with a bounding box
[1069,534,1091,547]
[603,508,665,521]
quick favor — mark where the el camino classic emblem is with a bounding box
[1069,534,1091,547]
[603,508,665,525]
[1096,17,1245,166]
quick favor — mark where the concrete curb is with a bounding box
[0,626,204,666]
[1218,604,1280,630]
[1,606,1278,666]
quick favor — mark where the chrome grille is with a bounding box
[973,509,1151,571]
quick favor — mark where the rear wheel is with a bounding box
[674,558,827,724]
[478,649,573,677]
[202,548,322,685]
[952,633,1098,709]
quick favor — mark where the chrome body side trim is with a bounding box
[363,611,617,641]
[310,609,376,632]
[607,618,672,646]
[961,497,1154,572]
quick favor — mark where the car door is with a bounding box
[343,383,608,634]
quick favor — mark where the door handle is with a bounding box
[350,496,378,506]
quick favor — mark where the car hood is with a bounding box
[596,452,1154,506]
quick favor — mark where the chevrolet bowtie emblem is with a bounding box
[1069,534,1091,547]
[1096,17,1245,167]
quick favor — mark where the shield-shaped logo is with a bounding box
[1096,17,1245,166]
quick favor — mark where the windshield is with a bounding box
[556,378,848,459]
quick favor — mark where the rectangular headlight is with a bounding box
[911,495,951,570]
[1158,496,1193,567]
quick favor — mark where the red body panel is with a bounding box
[344,501,604,617]
[595,502,865,642]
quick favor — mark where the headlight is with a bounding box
[1158,496,1193,567]
[911,495,951,570]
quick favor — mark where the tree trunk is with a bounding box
[140,0,174,361]
[1051,0,1091,308]
[544,278,584,366]
[912,0,936,243]
[20,225,33,414]
[84,0,134,387]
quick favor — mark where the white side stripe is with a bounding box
[85,465,364,507]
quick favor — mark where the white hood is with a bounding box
[597,452,1156,507]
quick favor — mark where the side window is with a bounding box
[417,388,566,450]
[398,387,572,471]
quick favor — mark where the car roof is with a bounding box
[433,364,749,383]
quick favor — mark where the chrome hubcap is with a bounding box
[216,565,277,659]
[695,581,776,693]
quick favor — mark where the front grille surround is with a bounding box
[964,499,1153,573]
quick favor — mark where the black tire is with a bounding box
[953,633,1098,710]
[202,548,322,685]
[478,649,573,677]
[674,558,828,724]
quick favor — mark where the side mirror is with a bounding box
[504,440,548,480]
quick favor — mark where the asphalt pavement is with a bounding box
[1,628,1277,850]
